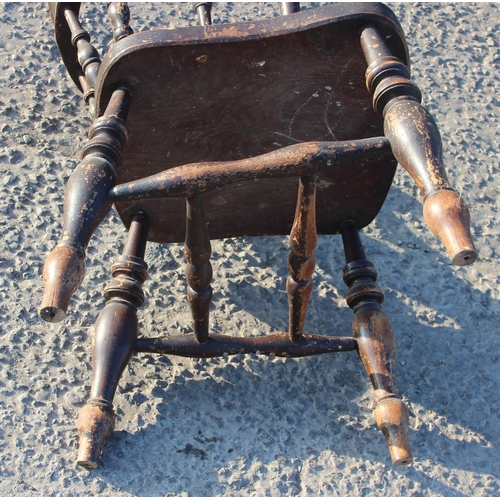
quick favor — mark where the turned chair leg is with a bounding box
[39,87,131,323]
[77,214,149,469]
[341,221,412,466]
[360,25,477,266]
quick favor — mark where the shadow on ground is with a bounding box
[70,189,499,496]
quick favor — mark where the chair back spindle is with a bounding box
[108,2,133,42]
[194,2,212,26]
[281,3,300,15]
[63,6,101,113]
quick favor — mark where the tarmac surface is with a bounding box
[0,2,499,496]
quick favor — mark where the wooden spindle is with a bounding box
[63,5,101,111]
[286,175,317,342]
[77,71,96,116]
[280,2,300,15]
[185,195,213,344]
[108,2,133,42]
[194,2,212,26]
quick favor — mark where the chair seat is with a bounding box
[93,3,409,242]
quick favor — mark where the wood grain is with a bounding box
[92,4,409,242]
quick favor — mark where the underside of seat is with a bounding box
[92,4,409,242]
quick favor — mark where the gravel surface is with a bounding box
[0,2,499,496]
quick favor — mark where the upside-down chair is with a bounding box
[40,2,477,469]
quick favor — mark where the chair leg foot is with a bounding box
[375,396,412,466]
[40,243,85,322]
[77,400,115,469]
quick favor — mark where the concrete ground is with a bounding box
[0,2,499,496]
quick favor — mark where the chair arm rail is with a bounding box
[109,137,390,201]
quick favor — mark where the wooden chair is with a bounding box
[41,2,477,469]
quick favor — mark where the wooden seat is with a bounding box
[41,2,477,469]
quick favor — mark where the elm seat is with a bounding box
[54,2,410,242]
[41,2,477,469]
